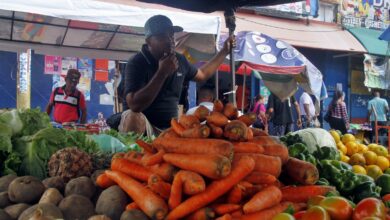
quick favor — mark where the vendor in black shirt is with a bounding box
[119,15,234,134]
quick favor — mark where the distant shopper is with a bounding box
[299,92,317,128]
[186,87,214,115]
[46,69,87,124]
[327,90,349,134]
[252,95,268,131]
[368,89,389,140]
[267,93,302,136]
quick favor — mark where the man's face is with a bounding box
[65,75,79,91]
[147,29,175,57]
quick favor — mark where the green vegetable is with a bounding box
[376,174,390,196]
[291,128,337,153]
[288,143,308,158]
[353,181,381,202]
[316,178,330,186]
[0,110,23,135]
[313,145,340,161]
[2,152,22,175]
[65,130,99,153]
[283,205,295,215]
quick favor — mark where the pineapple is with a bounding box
[48,147,93,182]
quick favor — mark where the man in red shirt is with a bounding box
[46,69,87,124]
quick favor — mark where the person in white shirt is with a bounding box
[299,92,316,128]
[186,87,214,115]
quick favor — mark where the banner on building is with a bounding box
[44,55,62,75]
[363,54,390,89]
[77,58,93,78]
[61,57,77,76]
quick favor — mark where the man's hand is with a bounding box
[297,117,303,128]
[158,53,178,77]
[221,35,237,54]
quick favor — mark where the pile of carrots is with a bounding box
[96,100,335,220]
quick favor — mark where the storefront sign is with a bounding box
[18,51,31,93]
[363,54,390,89]
[44,55,62,75]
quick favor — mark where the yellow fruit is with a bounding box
[372,145,388,157]
[329,130,341,144]
[346,141,359,156]
[366,165,383,180]
[349,153,366,166]
[358,144,369,153]
[364,151,378,165]
[368,143,379,151]
[352,165,367,175]
[341,154,350,163]
[376,156,390,171]
[342,134,356,144]
[337,143,348,155]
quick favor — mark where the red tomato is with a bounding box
[302,206,330,220]
[382,194,390,203]
[294,211,306,220]
[319,196,353,220]
[352,198,386,220]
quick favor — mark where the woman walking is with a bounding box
[327,90,349,134]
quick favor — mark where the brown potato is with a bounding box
[120,210,150,220]
[18,203,63,220]
[96,186,128,220]
[88,215,112,220]
[0,192,12,209]
[4,203,30,219]
[0,209,12,220]
[59,195,95,220]
[42,176,65,193]
[0,174,17,193]
[39,188,63,205]
[65,176,96,199]
[8,176,45,204]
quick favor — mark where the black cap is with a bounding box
[144,15,183,38]
[66,69,80,82]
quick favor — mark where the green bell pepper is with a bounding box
[288,143,308,158]
[313,145,341,161]
[353,181,382,202]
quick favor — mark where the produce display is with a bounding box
[0,104,389,220]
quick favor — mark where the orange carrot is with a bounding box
[194,105,210,122]
[112,152,125,159]
[181,125,210,138]
[148,162,177,182]
[213,100,224,112]
[171,118,186,136]
[136,139,156,154]
[111,158,154,182]
[96,173,116,189]
[231,209,243,218]
[244,172,277,185]
[206,111,229,127]
[238,113,257,126]
[239,202,292,220]
[223,103,238,119]
[247,128,254,141]
[212,204,241,215]
[152,137,234,159]
[233,153,282,177]
[224,120,249,141]
[232,142,264,154]
[249,136,276,145]
[163,153,231,179]
[215,214,233,220]
[208,123,224,138]
[250,127,268,137]
[105,170,168,220]
[148,174,171,200]
[243,185,282,214]
[169,170,206,210]
[123,151,143,165]
[185,207,215,220]
[261,144,289,164]
[158,128,180,138]
[142,149,165,166]
[166,156,255,220]
[227,185,243,204]
[179,114,200,129]
[281,185,336,203]
[284,157,319,185]
[125,202,139,210]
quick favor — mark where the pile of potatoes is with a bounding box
[0,172,150,220]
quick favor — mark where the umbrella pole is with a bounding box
[225,8,236,107]
[215,70,219,100]
[241,66,247,113]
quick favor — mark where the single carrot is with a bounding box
[171,118,186,136]
[125,202,139,210]
[148,174,171,200]
[242,184,267,198]
[212,204,241,215]
[281,185,336,203]
[243,185,282,214]
[169,170,206,210]
[136,139,156,154]
[142,149,165,166]
[208,123,224,138]
[96,173,116,189]
[181,125,210,138]
[250,127,268,137]
[227,185,243,204]
[179,114,201,129]
[284,157,319,185]
[215,214,233,220]
[111,158,154,182]
[231,209,243,218]
[261,144,289,164]
[239,202,292,220]
[158,128,180,138]
[206,111,229,127]
[244,172,277,185]
[232,142,264,154]
[194,105,210,122]
[148,162,177,182]
[233,153,282,177]
[105,170,168,220]
[185,207,215,220]
[224,120,249,141]
[223,103,239,119]
[152,137,234,159]
[238,113,257,126]
[166,156,255,220]
[247,128,254,141]
[123,151,143,165]
[163,153,231,179]
[249,136,277,145]
[213,100,224,112]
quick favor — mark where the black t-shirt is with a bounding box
[124,44,198,129]
[267,93,296,125]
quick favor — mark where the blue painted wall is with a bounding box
[0,51,17,109]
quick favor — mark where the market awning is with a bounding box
[347,27,389,56]
[224,12,367,53]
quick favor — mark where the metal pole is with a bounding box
[224,8,236,107]
[241,66,247,113]
[215,70,219,100]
